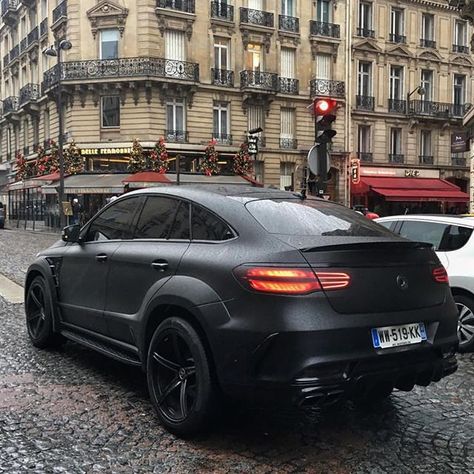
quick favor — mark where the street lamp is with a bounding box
[43,39,72,228]
[406,85,425,114]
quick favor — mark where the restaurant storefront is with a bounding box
[351,167,470,216]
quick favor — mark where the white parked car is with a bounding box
[376,215,474,352]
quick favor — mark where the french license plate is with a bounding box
[371,323,427,349]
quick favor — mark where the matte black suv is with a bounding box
[25,187,459,436]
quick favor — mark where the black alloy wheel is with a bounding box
[455,294,474,353]
[25,276,64,348]
[147,317,216,437]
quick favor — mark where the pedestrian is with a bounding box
[71,198,82,225]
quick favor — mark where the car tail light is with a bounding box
[234,266,351,295]
[432,266,449,284]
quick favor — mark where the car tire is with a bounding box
[25,276,64,349]
[147,317,217,437]
[455,294,474,353]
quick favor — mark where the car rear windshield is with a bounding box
[245,199,394,237]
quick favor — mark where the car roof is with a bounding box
[376,214,474,228]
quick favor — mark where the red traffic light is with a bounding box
[314,99,337,115]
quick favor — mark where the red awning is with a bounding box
[122,172,172,184]
[352,177,469,202]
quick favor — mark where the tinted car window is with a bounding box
[245,199,394,237]
[378,220,396,231]
[134,196,179,239]
[85,197,141,242]
[169,202,190,240]
[398,221,448,250]
[192,205,234,241]
[439,224,473,252]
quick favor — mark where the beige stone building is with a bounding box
[0,0,471,212]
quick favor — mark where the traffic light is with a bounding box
[314,99,337,145]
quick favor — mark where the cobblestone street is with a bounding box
[1,229,474,473]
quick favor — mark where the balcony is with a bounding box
[20,37,28,53]
[9,44,19,63]
[358,152,373,162]
[3,53,9,68]
[40,18,48,37]
[310,20,340,38]
[211,68,234,87]
[27,26,39,47]
[310,78,345,98]
[1,0,19,26]
[419,155,434,165]
[3,96,19,115]
[452,157,467,167]
[389,33,406,43]
[210,1,233,21]
[279,77,299,95]
[420,38,436,48]
[19,83,40,107]
[240,70,278,92]
[453,44,469,53]
[213,133,232,145]
[43,57,200,90]
[357,27,375,38]
[389,154,404,164]
[279,14,299,33]
[280,138,298,149]
[240,7,273,28]
[408,100,471,119]
[388,99,407,114]
[165,130,188,143]
[52,0,67,24]
[356,95,375,111]
[157,0,195,13]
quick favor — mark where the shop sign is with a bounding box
[451,132,470,153]
[80,147,132,156]
[247,135,259,155]
[350,158,361,184]
[404,169,420,177]
[361,167,440,179]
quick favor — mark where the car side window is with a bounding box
[134,196,180,239]
[398,221,448,250]
[377,220,396,231]
[439,225,473,252]
[191,204,234,241]
[168,202,190,240]
[84,197,141,242]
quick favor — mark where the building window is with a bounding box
[280,47,295,78]
[280,108,295,148]
[454,20,467,47]
[357,61,372,96]
[246,43,263,72]
[358,125,371,153]
[420,130,432,158]
[421,13,434,41]
[390,127,402,155]
[101,96,121,128]
[214,38,229,71]
[33,118,40,149]
[44,109,50,142]
[213,102,230,143]
[317,0,331,23]
[249,0,263,9]
[358,2,373,33]
[389,66,403,100]
[453,74,466,105]
[165,30,186,61]
[166,99,186,141]
[23,119,28,153]
[281,0,295,17]
[390,8,404,40]
[254,160,264,183]
[280,162,294,190]
[100,29,119,60]
[421,69,433,101]
[315,53,331,79]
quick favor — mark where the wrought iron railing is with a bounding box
[3,53,9,68]
[310,78,345,98]
[408,100,471,118]
[358,152,373,162]
[3,96,19,114]
[389,154,404,163]
[389,33,406,43]
[420,38,436,48]
[452,157,467,167]
[388,99,407,114]
[52,0,67,23]
[165,130,188,143]
[213,133,232,144]
[211,68,234,86]
[310,20,340,38]
[280,138,297,149]
[240,70,278,91]
[357,27,375,38]
[279,15,299,33]
[40,18,48,37]
[1,0,18,16]
[453,44,469,53]
[43,57,200,89]
[157,0,195,13]
[419,155,434,165]
[20,37,28,53]
[356,95,374,111]
[279,77,299,95]
[28,26,39,46]
[10,44,19,61]
[210,1,233,21]
[19,83,40,106]
[240,7,274,27]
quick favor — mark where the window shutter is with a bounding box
[165,30,186,61]
[280,108,295,138]
[316,54,331,79]
[280,48,295,78]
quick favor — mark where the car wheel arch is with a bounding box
[451,286,474,301]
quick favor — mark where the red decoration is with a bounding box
[200,139,219,176]
[149,137,169,173]
[233,142,253,176]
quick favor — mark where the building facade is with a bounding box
[0,0,471,211]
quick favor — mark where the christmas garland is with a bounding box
[200,139,219,176]
[15,151,27,181]
[36,139,59,176]
[128,138,146,173]
[64,141,84,175]
[233,142,253,176]
[149,137,169,173]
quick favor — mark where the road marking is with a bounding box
[0,274,24,304]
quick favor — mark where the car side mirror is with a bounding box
[62,224,82,243]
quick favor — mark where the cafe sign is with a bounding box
[361,167,440,179]
[80,147,132,156]
[451,132,470,153]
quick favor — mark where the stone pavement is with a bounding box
[1,229,474,473]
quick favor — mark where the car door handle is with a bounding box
[96,254,108,263]
[152,261,169,272]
